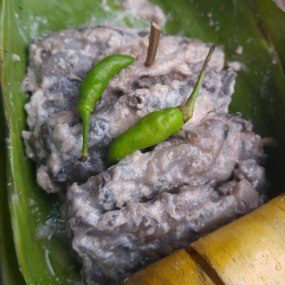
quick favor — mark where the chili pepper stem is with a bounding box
[179,45,215,123]
[79,111,90,162]
[144,22,161,67]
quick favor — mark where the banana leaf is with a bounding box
[0,0,285,284]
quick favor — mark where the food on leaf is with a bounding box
[22,24,268,284]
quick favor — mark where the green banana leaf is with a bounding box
[0,0,285,284]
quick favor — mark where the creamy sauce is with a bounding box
[122,0,165,24]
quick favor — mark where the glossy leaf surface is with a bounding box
[0,0,285,284]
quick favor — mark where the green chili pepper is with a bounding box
[107,46,215,166]
[78,54,135,162]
